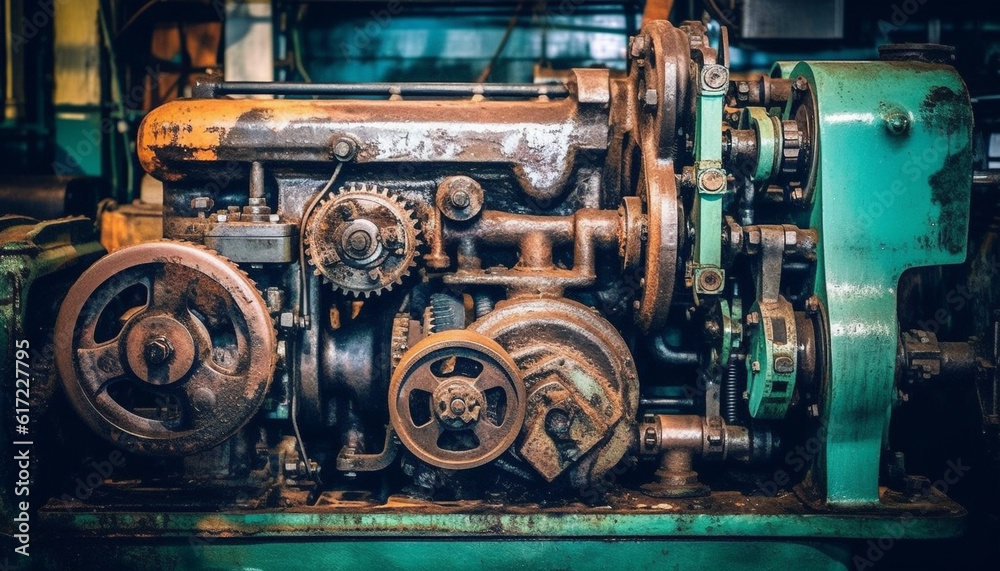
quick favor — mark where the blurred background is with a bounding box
[3,0,1000,208]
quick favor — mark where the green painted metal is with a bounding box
[0,216,105,534]
[692,66,729,297]
[36,538,853,570]
[745,298,798,419]
[40,489,966,539]
[741,106,781,181]
[794,61,973,505]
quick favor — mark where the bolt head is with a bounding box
[144,337,172,365]
[333,138,356,161]
[703,65,730,90]
[642,88,658,108]
[190,197,214,211]
[698,169,727,193]
[347,229,372,253]
[450,190,471,208]
[629,34,649,59]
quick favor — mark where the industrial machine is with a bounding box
[2,16,996,569]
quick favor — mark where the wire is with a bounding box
[704,0,738,30]
[292,162,342,505]
[475,1,524,84]
[298,161,343,326]
[292,4,313,83]
[115,0,162,39]
[98,0,135,200]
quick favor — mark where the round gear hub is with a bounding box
[306,182,421,297]
[389,330,526,470]
[54,241,276,456]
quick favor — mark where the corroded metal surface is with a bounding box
[54,241,276,455]
[389,330,526,470]
[306,183,421,297]
[472,298,638,484]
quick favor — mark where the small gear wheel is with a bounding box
[306,183,421,297]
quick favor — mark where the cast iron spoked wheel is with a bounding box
[54,241,276,456]
[389,330,526,470]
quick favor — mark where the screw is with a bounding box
[751,360,761,373]
[144,336,173,365]
[450,398,467,415]
[333,138,357,161]
[793,75,809,92]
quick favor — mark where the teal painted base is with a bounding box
[28,488,963,569]
[35,538,853,571]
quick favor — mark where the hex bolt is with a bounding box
[698,169,727,193]
[144,336,173,365]
[702,65,729,91]
[190,196,214,211]
[642,88,658,108]
[629,34,650,59]
[333,138,357,162]
[751,361,761,373]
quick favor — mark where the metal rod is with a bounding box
[640,397,697,409]
[973,170,1000,189]
[196,81,569,99]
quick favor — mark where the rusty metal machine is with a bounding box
[2,18,996,569]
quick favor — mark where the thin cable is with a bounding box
[476,1,524,84]
[115,0,161,39]
[292,4,313,83]
[298,162,343,326]
[704,0,738,29]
